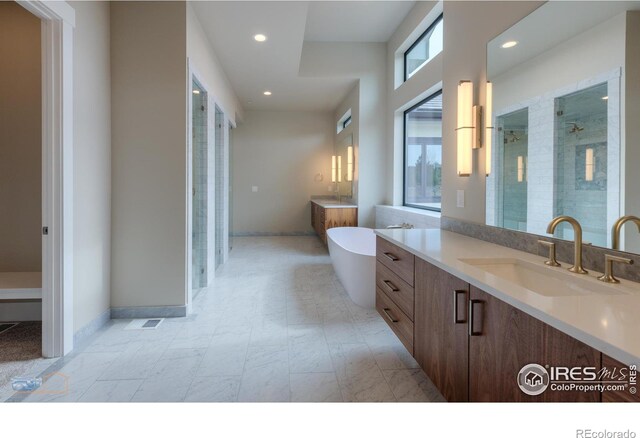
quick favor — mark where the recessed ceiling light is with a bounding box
[602,96,609,100]
[501,41,518,49]
[263,91,272,96]
[254,34,267,42]
[192,90,200,95]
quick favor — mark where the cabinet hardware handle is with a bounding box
[382,308,399,323]
[468,299,484,336]
[453,289,467,324]
[383,280,399,292]
[383,252,399,262]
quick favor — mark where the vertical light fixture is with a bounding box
[347,146,353,182]
[585,148,594,181]
[337,156,342,183]
[457,81,474,176]
[485,82,493,176]
[331,155,337,183]
[517,156,524,182]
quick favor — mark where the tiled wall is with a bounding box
[192,88,208,288]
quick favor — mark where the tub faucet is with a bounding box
[611,215,640,250]
[386,223,414,229]
[546,215,587,274]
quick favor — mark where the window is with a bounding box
[404,91,442,211]
[337,109,352,134]
[404,14,443,81]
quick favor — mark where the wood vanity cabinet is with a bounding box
[414,258,469,402]
[468,286,600,402]
[310,202,357,244]
[376,238,607,403]
[375,237,415,354]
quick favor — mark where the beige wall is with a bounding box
[440,1,542,223]
[186,3,243,125]
[70,1,112,330]
[110,1,188,308]
[0,2,41,272]
[232,110,334,234]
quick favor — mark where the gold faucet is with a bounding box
[598,254,634,284]
[546,216,588,274]
[611,215,640,250]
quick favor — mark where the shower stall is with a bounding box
[553,82,609,247]
[192,80,208,290]
[495,108,529,231]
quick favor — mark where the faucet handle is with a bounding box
[538,240,561,267]
[598,254,634,284]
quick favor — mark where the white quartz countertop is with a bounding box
[310,199,357,209]
[375,228,640,365]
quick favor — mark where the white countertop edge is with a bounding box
[374,229,640,365]
[310,199,357,209]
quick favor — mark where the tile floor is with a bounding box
[8,236,444,403]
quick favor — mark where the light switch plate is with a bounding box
[457,190,465,208]
[252,186,258,193]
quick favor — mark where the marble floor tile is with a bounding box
[184,376,241,402]
[290,373,343,402]
[383,369,445,402]
[79,379,143,402]
[9,236,444,404]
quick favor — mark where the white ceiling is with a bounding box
[191,1,414,112]
[304,1,416,42]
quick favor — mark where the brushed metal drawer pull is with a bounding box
[383,252,399,262]
[382,308,399,323]
[383,280,399,292]
[453,289,467,324]
[468,299,484,336]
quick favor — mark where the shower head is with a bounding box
[566,122,584,133]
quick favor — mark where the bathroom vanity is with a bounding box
[310,199,357,244]
[375,228,640,402]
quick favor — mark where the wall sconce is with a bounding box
[485,82,493,176]
[517,155,525,182]
[331,155,337,183]
[347,146,353,182]
[585,147,594,181]
[456,81,481,177]
[337,156,342,183]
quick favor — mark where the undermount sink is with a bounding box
[459,257,630,298]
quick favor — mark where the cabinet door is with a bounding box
[415,259,469,402]
[468,286,545,402]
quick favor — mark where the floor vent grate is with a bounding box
[0,323,18,335]
[124,319,164,330]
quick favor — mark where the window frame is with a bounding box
[403,13,444,82]
[403,89,443,212]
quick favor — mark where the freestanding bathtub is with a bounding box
[326,227,376,308]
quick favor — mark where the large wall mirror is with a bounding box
[486,1,640,254]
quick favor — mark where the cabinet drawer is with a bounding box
[376,261,414,320]
[376,288,413,354]
[376,237,414,286]
[602,355,639,402]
